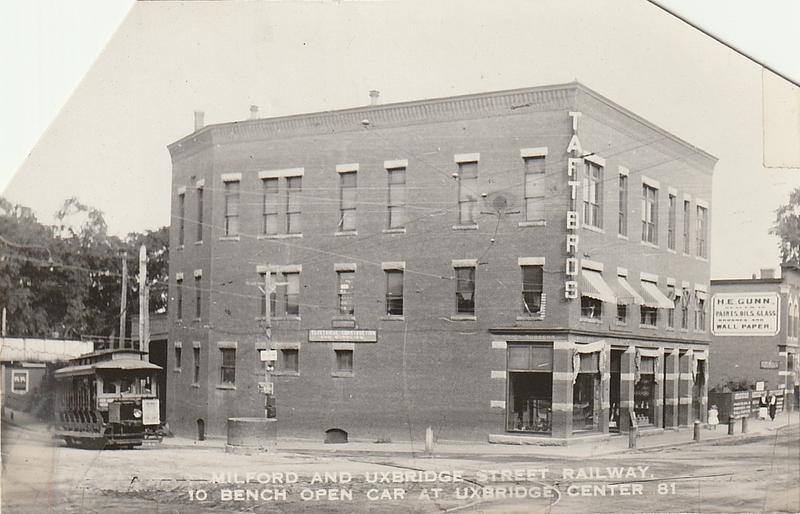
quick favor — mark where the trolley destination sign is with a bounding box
[711,292,780,336]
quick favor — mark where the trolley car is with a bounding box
[53,348,163,448]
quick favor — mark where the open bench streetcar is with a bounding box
[53,349,163,449]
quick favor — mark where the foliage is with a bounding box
[0,197,169,339]
[771,187,800,264]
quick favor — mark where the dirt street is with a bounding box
[2,421,798,513]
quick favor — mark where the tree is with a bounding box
[772,187,800,264]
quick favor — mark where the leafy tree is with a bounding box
[772,187,800,264]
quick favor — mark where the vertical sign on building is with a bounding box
[565,111,583,299]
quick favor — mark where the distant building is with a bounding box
[166,82,716,442]
[709,264,799,409]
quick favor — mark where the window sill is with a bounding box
[617,234,628,240]
[518,220,546,228]
[259,233,303,240]
[383,228,406,234]
[254,316,267,321]
[195,240,203,246]
[680,329,690,333]
[272,316,301,321]
[177,244,184,250]
[191,383,200,388]
[450,314,477,321]
[452,224,478,231]
[173,368,182,373]
[216,384,236,390]
[273,370,300,377]
[666,327,675,331]
[640,240,659,249]
[615,320,627,326]
[332,371,354,378]
[381,315,406,321]
[583,224,604,234]
[335,231,358,237]
[639,324,658,330]
[695,256,709,262]
[332,315,356,321]
[516,315,544,321]
[219,235,240,242]
[580,317,602,324]
[193,318,202,323]
[667,248,677,254]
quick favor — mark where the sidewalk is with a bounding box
[160,410,798,458]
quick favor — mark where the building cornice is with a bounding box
[488,326,710,345]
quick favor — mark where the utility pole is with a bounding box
[1,306,7,337]
[138,245,148,353]
[118,251,128,349]
[249,268,284,418]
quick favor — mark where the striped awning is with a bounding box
[640,281,674,309]
[611,275,645,305]
[579,269,617,303]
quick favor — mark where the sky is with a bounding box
[1,0,799,280]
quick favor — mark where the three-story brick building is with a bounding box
[166,82,716,442]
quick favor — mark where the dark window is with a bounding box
[683,200,691,253]
[457,161,478,225]
[339,171,357,231]
[194,275,202,319]
[681,288,690,329]
[335,349,353,374]
[282,272,300,317]
[524,156,546,221]
[286,176,302,234]
[521,265,543,315]
[455,267,475,314]
[640,306,658,326]
[178,192,185,245]
[174,346,182,369]
[642,184,657,244]
[103,379,116,394]
[337,271,355,315]
[281,349,299,372]
[583,161,603,228]
[262,178,279,235]
[193,347,200,384]
[220,348,236,385]
[581,296,602,319]
[617,304,627,323]
[618,173,628,236]
[224,181,240,236]
[667,285,676,328]
[385,270,404,315]
[387,167,406,229]
[196,187,204,242]
[176,279,183,320]
[668,194,677,250]
[695,297,706,331]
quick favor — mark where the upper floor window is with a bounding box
[220,348,236,385]
[196,186,204,242]
[387,167,406,229]
[193,347,200,384]
[339,171,357,232]
[223,180,240,236]
[281,348,299,372]
[641,184,658,244]
[667,193,677,250]
[682,200,691,253]
[680,288,690,330]
[521,265,543,315]
[385,269,404,316]
[177,192,185,245]
[618,172,628,236]
[455,266,476,314]
[457,161,478,225]
[262,178,279,235]
[176,278,183,320]
[640,305,658,327]
[583,161,603,229]
[667,284,676,328]
[581,296,602,319]
[523,156,546,222]
[696,205,708,258]
[194,275,202,319]
[286,176,302,234]
[337,270,355,316]
[279,272,300,317]
[695,293,706,331]
[174,344,182,370]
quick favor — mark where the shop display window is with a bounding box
[507,344,552,434]
[573,352,600,433]
[634,356,656,425]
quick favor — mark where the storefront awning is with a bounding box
[611,275,645,305]
[579,269,617,303]
[640,281,674,309]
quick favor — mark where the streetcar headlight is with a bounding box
[133,408,142,419]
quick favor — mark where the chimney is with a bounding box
[249,105,259,119]
[194,111,205,131]
[369,90,380,106]
[760,268,775,279]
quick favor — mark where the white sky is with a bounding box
[1,0,799,279]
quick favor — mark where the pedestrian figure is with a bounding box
[767,393,777,420]
[707,405,719,429]
[758,394,769,420]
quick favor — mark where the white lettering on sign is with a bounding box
[564,112,582,299]
[711,292,780,336]
[309,330,378,342]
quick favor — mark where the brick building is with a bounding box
[166,82,716,442]
[709,264,799,409]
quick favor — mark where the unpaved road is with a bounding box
[2,422,798,513]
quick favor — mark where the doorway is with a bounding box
[609,350,622,432]
[148,340,167,422]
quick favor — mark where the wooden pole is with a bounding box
[264,270,273,418]
[118,252,128,349]
[138,245,147,353]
